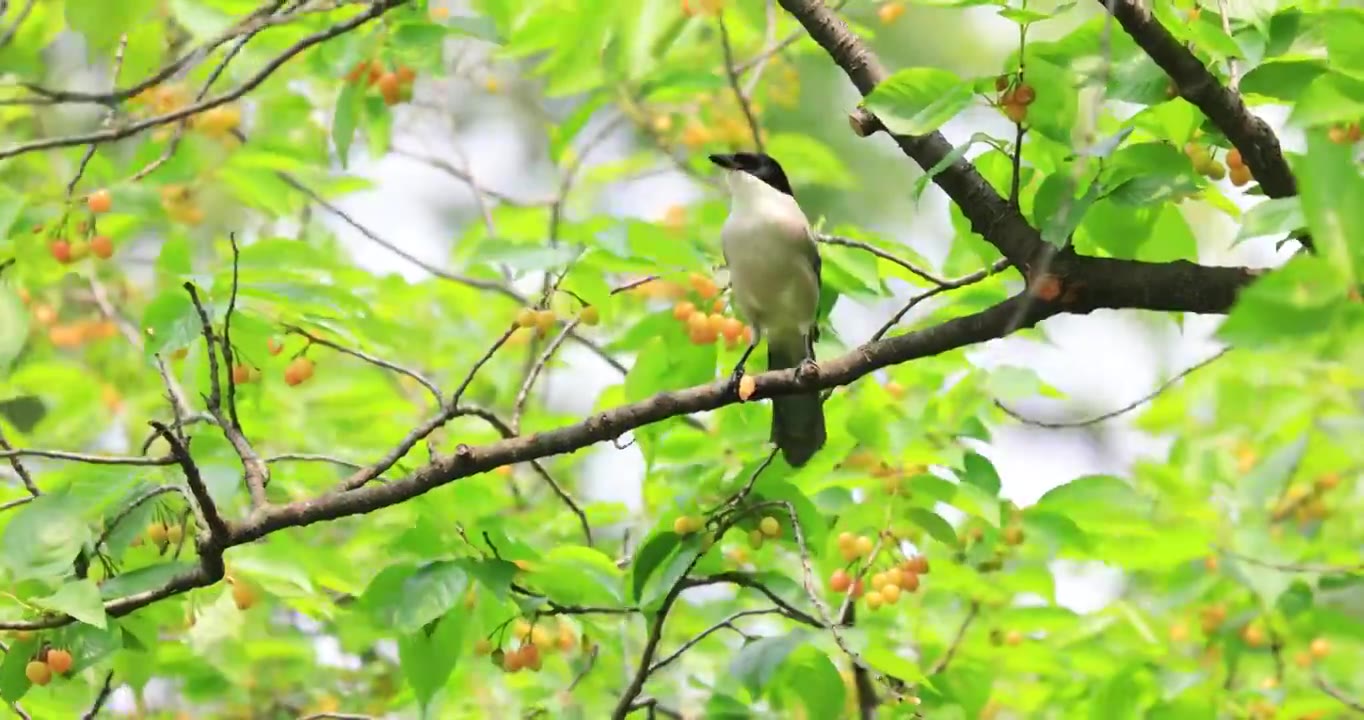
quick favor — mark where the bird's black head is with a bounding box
[708,152,794,197]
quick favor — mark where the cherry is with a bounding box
[25,660,51,686]
[86,189,113,214]
[91,235,114,259]
[45,648,72,674]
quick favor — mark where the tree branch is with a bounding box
[184,283,269,507]
[681,571,821,628]
[995,348,1230,429]
[148,423,229,543]
[1094,0,1301,224]
[773,0,1040,270]
[718,11,765,153]
[0,0,408,161]
[0,249,1257,632]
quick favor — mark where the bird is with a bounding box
[708,151,826,468]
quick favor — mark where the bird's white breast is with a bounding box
[720,172,819,336]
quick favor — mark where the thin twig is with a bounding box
[1315,671,1364,713]
[0,426,39,496]
[647,608,784,674]
[717,11,765,153]
[819,234,951,287]
[682,572,821,627]
[222,234,245,431]
[9,0,313,105]
[929,601,979,674]
[511,319,578,433]
[1217,548,1364,575]
[149,422,228,540]
[708,449,778,518]
[740,0,779,97]
[566,643,600,693]
[868,258,1009,343]
[128,3,281,182]
[80,671,115,720]
[455,405,593,546]
[391,146,549,207]
[0,448,174,466]
[185,283,269,507]
[0,0,35,50]
[0,0,405,161]
[994,348,1229,429]
[284,325,443,407]
[264,453,364,470]
[63,35,130,203]
[95,485,189,549]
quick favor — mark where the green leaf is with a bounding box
[398,610,464,710]
[960,452,1001,494]
[32,580,106,628]
[1235,197,1305,244]
[764,134,854,188]
[780,647,846,720]
[1034,173,1102,248]
[913,133,993,201]
[1322,8,1364,73]
[730,630,808,697]
[141,289,204,358]
[0,634,39,701]
[1288,70,1364,128]
[1217,254,1347,349]
[333,81,364,168]
[951,482,1001,527]
[1296,130,1364,282]
[534,545,624,605]
[1089,665,1144,720]
[0,493,90,581]
[66,0,157,51]
[862,642,928,685]
[1033,475,1151,529]
[377,560,471,633]
[630,530,681,601]
[1240,58,1329,102]
[863,68,974,136]
[1240,435,1307,511]
[461,558,518,602]
[640,539,701,610]
[99,562,197,599]
[0,282,28,374]
[930,663,993,717]
[625,333,717,403]
[903,507,958,546]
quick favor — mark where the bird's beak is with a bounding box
[708,153,738,170]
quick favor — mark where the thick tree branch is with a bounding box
[774,0,1040,270]
[0,248,1256,632]
[1095,0,1300,213]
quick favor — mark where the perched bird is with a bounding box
[709,151,826,468]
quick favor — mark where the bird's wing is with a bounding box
[804,226,822,343]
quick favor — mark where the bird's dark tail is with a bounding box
[767,337,826,468]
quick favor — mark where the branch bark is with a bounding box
[774,0,1041,270]
[1094,0,1300,211]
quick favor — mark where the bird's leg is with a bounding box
[795,328,819,382]
[728,331,761,395]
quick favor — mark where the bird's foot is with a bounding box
[795,358,819,382]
